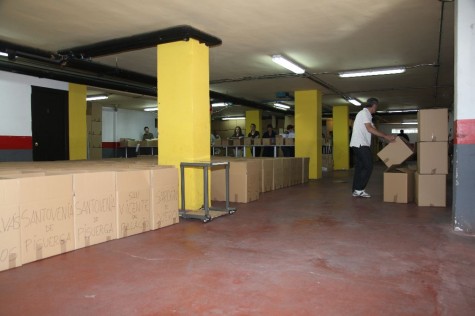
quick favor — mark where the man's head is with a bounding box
[365,98,379,113]
[144,126,149,133]
[250,123,256,131]
[267,124,273,131]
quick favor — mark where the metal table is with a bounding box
[179,161,236,222]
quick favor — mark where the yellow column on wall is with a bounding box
[68,83,87,160]
[295,90,322,179]
[158,39,210,210]
[332,105,350,170]
[245,110,262,157]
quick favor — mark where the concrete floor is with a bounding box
[1,164,474,316]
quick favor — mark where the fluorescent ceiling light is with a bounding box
[86,95,108,101]
[144,107,158,112]
[222,117,245,121]
[212,102,230,107]
[348,98,361,106]
[377,109,419,114]
[0,52,8,57]
[339,67,406,78]
[271,55,305,74]
[274,103,290,110]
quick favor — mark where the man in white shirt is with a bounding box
[350,98,396,198]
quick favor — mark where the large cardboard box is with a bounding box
[302,157,310,183]
[0,179,21,271]
[415,173,446,207]
[19,174,74,264]
[116,170,152,238]
[384,168,415,203]
[418,108,448,142]
[377,137,414,168]
[260,158,274,192]
[282,158,292,188]
[89,148,102,160]
[417,142,448,174]
[151,167,179,230]
[73,171,117,249]
[211,159,260,203]
[291,158,303,186]
[273,158,284,190]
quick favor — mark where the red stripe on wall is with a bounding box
[102,142,120,149]
[0,136,32,149]
[455,119,475,145]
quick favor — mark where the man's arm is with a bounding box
[365,123,396,142]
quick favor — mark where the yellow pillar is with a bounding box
[68,83,87,160]
[332,105,350,170]
[157,39,210,210]
[245,110,262,157]
[295,90,322,179]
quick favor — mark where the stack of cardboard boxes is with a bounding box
[415,108,448,207]
[87,103,102,160]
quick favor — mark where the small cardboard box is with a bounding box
[214,138,222,146]
[417,142,448,174]
[418,108,448,142]
[119,138,137,147]
[284,138,295,146]
[0,178,22,271]
[262,138,274,146]
[384,168,415,203]
[377,137,414,168]
[146,139,158,147]
[243,137,253,146]
[253,138,262,146]
[89,134,102,148]
[275,135,284,146]
[232,138,244,146]
[415,173,446,207]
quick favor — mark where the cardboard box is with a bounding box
[262,138,274,146]
[116,170,152,238]
[260,158,274,192]
[302,157,310,183]
[73,171,117,249]
[418,108,448,142]
[282,158,292,188]
[291,157,303,186]
[384,168,415,203]
[119,138,137,147]
[417,142,448,174]
[0,179,21,271]
[151,167,179,230]
[211,159,260,203]
[19,174,75,264]
[89,148,102,160]
[253,138,262,146]
[91,121,102,135]
[415,173,446,207]
[243,137,253,146]
[213,138,222,146]
[377,137,414,168]
[275,135,284,146]
[232,138,244,146]
[91,104,102,121]
[284,138,295,146]
[89,134,102,148]
[273,158,284,190]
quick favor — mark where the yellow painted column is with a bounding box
[245,110,262,157]
[295,90,322,179]
[68,83,87,160]
[158,39,210,210]
[333,105,350,170]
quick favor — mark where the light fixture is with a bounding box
[222,117,245,121]
[271,55,305,74]
[377,109,419,114]
[86,95,108,101]
[144,107,158,112]
[0,52,8,57]
[274,103,290,110]
[347,98,361,106]
[339,67,406,78]
[212,102,230,107]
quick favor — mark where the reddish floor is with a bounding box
[1,164,474,316]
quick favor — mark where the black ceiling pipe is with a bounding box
[0,40,58,60]
[58,25,222,58]
[0,60,157,96]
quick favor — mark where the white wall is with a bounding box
[102,107,158,142]
[0,71,67,136]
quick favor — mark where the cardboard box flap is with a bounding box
[377,137,414,168]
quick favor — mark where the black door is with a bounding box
[31,86,69,161]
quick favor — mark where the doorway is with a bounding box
[31,86,69,161]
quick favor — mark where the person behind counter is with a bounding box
[262,124,277,157]
[229,126,244,157]
[282,124,295,157]
[248,123,261,157]
[142,126,154,140]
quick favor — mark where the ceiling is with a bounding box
[0,0,454,119]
